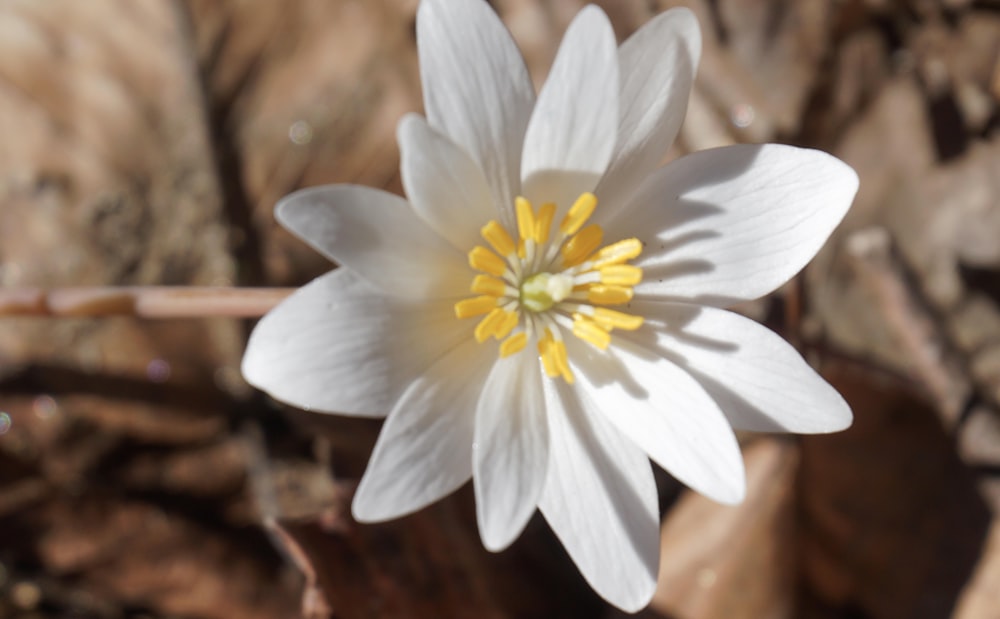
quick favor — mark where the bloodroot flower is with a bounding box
[242,0,858,611]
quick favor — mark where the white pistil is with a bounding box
[560,302,593,316]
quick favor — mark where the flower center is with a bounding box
[453,192,644,383]
[520,272,574,312]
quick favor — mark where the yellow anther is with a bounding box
[481,220,516,257]
[471,274,508,297]
[541,352,559,377]
[535,202,556,243]
[551,340,575,383]
[559,192,597,236]
[561,224,604,267]
[494,310,519,340]
[475,308,507,343]
[572,314,611,350]
[599,265,643,286]
[515,197,536,241]
[500,332,528,358]
[538,330,559,378]
[592,307,644,331]
[468,246,507,277]
[593,238,643,268]
[586,285,634,305]
[454,295,498,318]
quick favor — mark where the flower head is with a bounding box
[242,0,858,611]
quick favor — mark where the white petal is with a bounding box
[566,335,746,504]
[521,6,618,206]
[276,185,469,300]
[539,377,659,613]
[633,301,852,433]
[242,269,468,416]
[352,337,496,521]
[607,144,859,306]
[473,355,548,552]
[595,8,700,215]
[417,0,535,229]
[398,114,494,252]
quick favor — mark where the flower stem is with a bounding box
[0,287,294,318]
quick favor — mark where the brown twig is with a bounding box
[0,287,293,318]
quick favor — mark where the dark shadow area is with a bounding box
[0,362,231,413]
[799,362,993,619]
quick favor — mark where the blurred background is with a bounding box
[0,0,999,617]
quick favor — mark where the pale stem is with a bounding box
[0,287,294,318]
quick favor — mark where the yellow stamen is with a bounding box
[471,274,508,297]
[468,246,507,276]
[515,197,536,242]
[454,295,498,318]
[535,202,556,243]
[592,307,644,331]
[561,224,604,267]
[593,238,642,268]
[586,285,634,305]
[494,310,519,340]
[538,330,559,377]
[500,332,528,357]
[475,308,507,343]
[572,314,611,350]
[551,340,575,383]
[481,220,516,257]
[559,192,597,236]
[599,265,643,286]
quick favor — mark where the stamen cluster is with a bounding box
[454,193,645,383]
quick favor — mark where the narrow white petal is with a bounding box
[521,6,618,206]
[417,0,535,229]
[276,185,469,300]
[539,377,659,612]
[567,336,746,505]
[398,114,494,252]
[352,338,496,522]
[633,301,852,433]
[595,8,700,215]
[473,355,548,552]
[606,144,859,306]
[242,269,470,416]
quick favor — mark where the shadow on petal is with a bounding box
[632,300,841,433]
[682,365,801,432]
[521,168,603,219]
[636,336,776,430]
[635,304,739,354]
[638,258,715,290]
[569,338,649,398]
[552,380,660,581]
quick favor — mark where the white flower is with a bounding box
[242,0,858,611]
